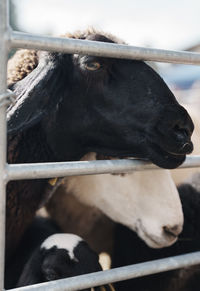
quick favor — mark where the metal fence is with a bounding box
[1,0,200,290]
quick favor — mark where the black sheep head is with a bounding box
[8,32,194,168]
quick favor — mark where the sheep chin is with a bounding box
[134,220,178,249]
[141,232,178,249]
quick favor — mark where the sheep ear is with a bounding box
[7,52,69,135]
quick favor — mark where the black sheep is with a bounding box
[112,178,200,291]
[6,29,194,260]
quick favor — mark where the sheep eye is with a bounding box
[84,62,101,71]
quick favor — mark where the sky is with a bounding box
[12,0,200,50]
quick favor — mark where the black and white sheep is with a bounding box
[5,217,114,291]
[112,174,200,291]
[6,29,194,261]
[17,233,109,290]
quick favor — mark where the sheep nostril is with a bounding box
[171,125,193,154]
[163,224,182,238]
[180,142,193,153]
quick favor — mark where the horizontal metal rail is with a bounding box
[6,155,200,181]
[10,252,200,291]
[9,30,200,65]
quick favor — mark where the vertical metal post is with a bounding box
[0,0,9,289]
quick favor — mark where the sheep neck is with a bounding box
[6,123,57,261]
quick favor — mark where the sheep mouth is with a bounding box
[141,229,178,249]
[146,142,187,169]
[92,143,186,170]
[95,149,184,168]
[136,221,178,249]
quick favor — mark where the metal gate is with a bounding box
[1,0,200,290]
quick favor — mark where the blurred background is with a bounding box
[10,0,200,104]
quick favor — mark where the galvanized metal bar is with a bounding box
[10,30,200,65]
[6,155,200,181]
[9,251,200,291]
[0,0,10,290]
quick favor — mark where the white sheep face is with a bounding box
[64,153,183,249]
